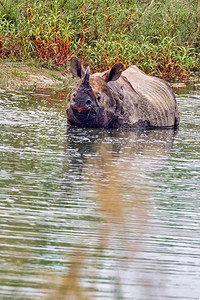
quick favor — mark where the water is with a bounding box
[0,87,200,299]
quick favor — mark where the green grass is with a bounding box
[0,0,200,81]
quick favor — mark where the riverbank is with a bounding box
[0,60,199,92]
[0,60,73,89]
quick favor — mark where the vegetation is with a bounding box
[0,0,200,81]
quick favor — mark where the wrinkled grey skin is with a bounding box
[66,57,180,129]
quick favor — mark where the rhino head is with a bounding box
[66,57,123,128]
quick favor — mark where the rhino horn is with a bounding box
[80,66,90,87]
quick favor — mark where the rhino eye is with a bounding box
[96,95,101,101]
[72,93,76,99]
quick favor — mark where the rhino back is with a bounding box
[109,66,180,128]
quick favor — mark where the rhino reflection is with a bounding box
[64,128,176,178]
[63,128,176,222]
[57,128,177,298]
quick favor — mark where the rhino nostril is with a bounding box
[86,100,92,106]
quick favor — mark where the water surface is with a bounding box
[0,87,200,299]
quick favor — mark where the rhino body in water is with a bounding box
[66,57,180,129]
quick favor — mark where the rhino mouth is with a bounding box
[70,104,96,122]
[71,104,91,114]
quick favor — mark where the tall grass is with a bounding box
[0,0,200,81]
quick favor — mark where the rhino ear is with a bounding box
[70,57,85,78]
[102,63,123,82]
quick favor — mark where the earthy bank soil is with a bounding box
[0,60,75,89]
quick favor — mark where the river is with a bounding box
[0,87,199,299]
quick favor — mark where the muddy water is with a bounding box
[0,88,200,299]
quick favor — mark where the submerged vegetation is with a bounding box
[0,0,200,81]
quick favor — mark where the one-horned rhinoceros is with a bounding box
[66,57,180,129]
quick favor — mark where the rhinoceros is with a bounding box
[66,57,180,129]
